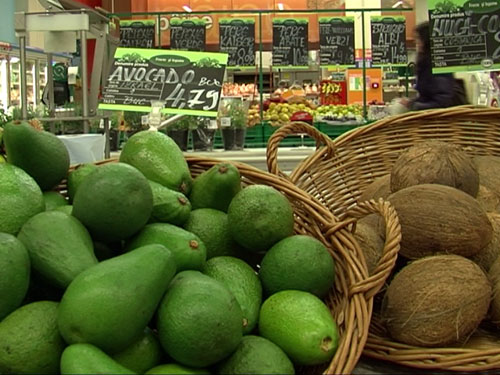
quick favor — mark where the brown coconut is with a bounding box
[488,256,500,327]
[471,213,500,273]
[359,174,392,203]
[382,255,491,347]
[382,184,492,259]
[476,184,500,213]
[354,220,384,275]
[474,156,500,212]
[390,141,479,197]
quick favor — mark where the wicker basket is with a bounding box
[266,105,500,372]
[61,155,400,375]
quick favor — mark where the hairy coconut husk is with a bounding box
[472,213,500,273]
[353,220,384,275]
[476,184,500,213]
[382,184,492,259]
[391,141,479,197]
[488,256,500,327]
[359,175,391,203]
[382,255,491,347]
[474,156,500,210]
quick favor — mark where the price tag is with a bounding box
[220,117,231,128]
[208,119,218,129]
[219,18,256,67]
[319,17,355,67]
[99,48,228,118]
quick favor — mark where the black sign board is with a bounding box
[219,18,255,67]
[100,48,228,117]
[120,20,155,49]
[170,20,206,52]
[428,1,500,73]
[371,16,408,65]
[272,18,309,67]
[319,17,355,66]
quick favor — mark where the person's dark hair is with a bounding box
[415,21,432,68]
[415,22,431,55]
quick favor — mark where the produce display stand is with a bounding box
[58,155,401,375]
[13,0,119,156]
[108,7,413,139]
[266,106,500,372]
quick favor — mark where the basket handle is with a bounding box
[266,121,335,180]
[336,199,401,300]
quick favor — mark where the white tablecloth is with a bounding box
[58,134,105,164]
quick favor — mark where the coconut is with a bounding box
[488,256,500,327]
[383,184,492,259]
[359,175,391,203]
[390,141,479,197]
[382,255,491,347]
[354,220,384,275]
[476,184,500,213]
[471,213,500,272]
[474,156,500,211]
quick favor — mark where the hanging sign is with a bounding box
[170,19,206,52]
[371,16,408,66]
[219,18,256,67]
[119,20,155,48]
[272,18,309,67]
[320,80,348,105]
[428,0,500,73]
[99,48,228,117]
[319,17,355,67]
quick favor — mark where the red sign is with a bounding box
[320,80,347,105]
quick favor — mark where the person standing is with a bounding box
[405,22,466,111]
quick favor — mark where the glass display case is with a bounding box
[0,45,70,111]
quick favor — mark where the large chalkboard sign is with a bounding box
[272,18,309,67]
[428,0,500,73]
[371,16,408,65]
[319,17,355,67]
[99,48,228,117]
[120,20,155,48]
[219,18,255,67]
[170,19,206,52]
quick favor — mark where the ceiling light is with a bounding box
[278,2,284,10]
[182,5,192,12]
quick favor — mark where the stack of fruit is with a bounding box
[0,121,340,374]
[263,102,315,127]
[357,141,500,351]
[247,103,261,127]
[314,104,364,124]
[222,83,257,97]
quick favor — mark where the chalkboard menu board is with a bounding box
[170,20,206,52]
[219,18,255,67]
[272,18,309,67]
[428,0,500,73]
[371,16,408,66]
[120,20,155,48]
[319,17,355,67]
[99,48,228,117]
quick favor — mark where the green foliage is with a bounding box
[434,1,461,13]
[119,53,147,63]
[192,58,222,68]
[168,116,200,131]
[0,108,12,128]
[123,110,147,131]
[220,100,247,129]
